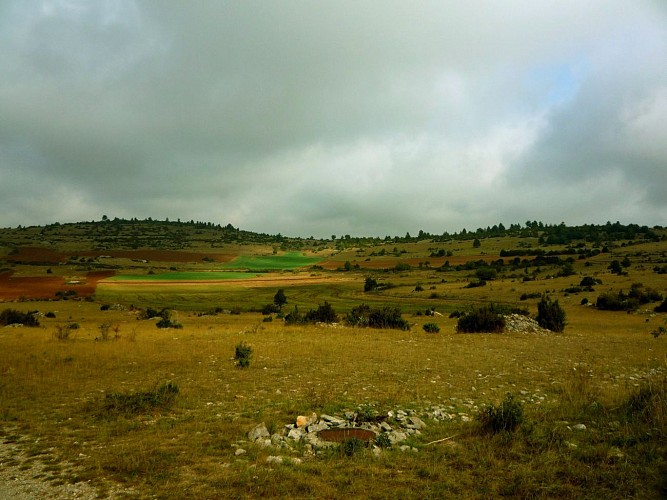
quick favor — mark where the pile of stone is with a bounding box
[504,314,553,334]
[247,409,427,455]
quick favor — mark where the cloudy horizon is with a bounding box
[1,1,666,238]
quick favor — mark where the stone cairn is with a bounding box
[246,409,428,459]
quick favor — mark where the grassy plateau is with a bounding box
[0,219,666,498]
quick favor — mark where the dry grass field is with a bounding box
[1,221,666,498]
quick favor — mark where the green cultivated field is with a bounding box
[222,252,323,270]
[106,271,257,281]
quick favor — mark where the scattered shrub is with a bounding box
[261,303,280,315]
[304,301,338,324]
[423,323,440,333]
[519,292,541,301]
[53,323,75,341]
[581,297,589,305]
[655,299,667,313]
[651,326,666,338]
[98,321,112,341]
[414,283,424,292]
[45,311,56,318]
[597,285,663,312]
[140,307,163,320]
[346,304,410,330]
[364,277,378,292]
[156,310,182,329]
[475,267,497,281]
[536,295,566,332]
[0,308,40,327]
[465,280,487,288]
[100,304,111,311]
[456,305,505,333]
[274,289,288,310]
[477,393,524,434]
[580,276,600,287]
[235,341,253,368]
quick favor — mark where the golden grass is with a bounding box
[1,231,666,497]
[1,294,666,497]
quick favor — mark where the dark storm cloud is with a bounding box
[1,1,665,236]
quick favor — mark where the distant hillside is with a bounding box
[0,218,663,254]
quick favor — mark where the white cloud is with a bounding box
[0,1,665,236]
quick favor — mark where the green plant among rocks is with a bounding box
[478,393,524,434]
[340,437,366,457]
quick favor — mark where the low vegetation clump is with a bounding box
[155,309,183,329]
[345,304,410,330]
[53,323,76,341]
[234,341,253,368]
[477,393,524,434]
[536,295,566,332]
[456,304,506,333]
[0,308,40,327]
[340,437,366,457]
[97,382,179,418]
[422,323,440,333]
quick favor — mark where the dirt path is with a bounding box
[0,430,132,499]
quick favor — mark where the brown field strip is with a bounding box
[0,270,115,300]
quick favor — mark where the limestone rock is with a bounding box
[248,423,270,441]
[296,413,318,428]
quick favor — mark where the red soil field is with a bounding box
[0,271,115,301]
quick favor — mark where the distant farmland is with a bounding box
[221,252,323,271]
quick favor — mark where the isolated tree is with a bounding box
[364,277,378,292]
[273,289,287,310]
[473,238,481,248]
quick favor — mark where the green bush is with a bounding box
[235,341,253,368]
[423,323,440,333]
[363,277,378,292]
[156,309,182,329]
[478,393,524,434]
[456,305,505,333]
[304,301,338,324]
[536,295,566,332]
[345,304,410,330]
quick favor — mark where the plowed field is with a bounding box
[0,271,115,301]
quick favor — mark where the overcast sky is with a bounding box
[1,1,666,238]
